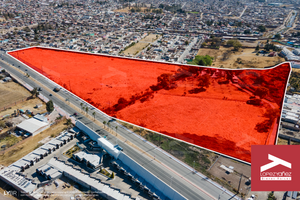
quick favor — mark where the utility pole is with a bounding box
[237,173,243,194]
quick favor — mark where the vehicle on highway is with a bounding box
[49,94,52,96]
[74,112,78,116]
[54,87,60,92]
[108,118,116,123]
[38,87,42,91]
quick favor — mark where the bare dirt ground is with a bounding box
[209,156,251,196]
[197,46,285,69]
[123,34,158,56]
[114,7,155,13]
[0,81,31,110]
[0,119,68,166]
[45,176,87,200]
[277,137,300,145]
[0,98,47,117]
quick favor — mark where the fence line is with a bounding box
[0,98,27,113]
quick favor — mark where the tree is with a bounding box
[110,172,115,179]
[46,100,54,113]
[202,42,207,47]
[274,33,281,40]
[258,25,266,32]
[30,87,39,98]
[267,192,277,200]
[85,107,88,115]
[255,45,259,51]
[66,118,72,126]
[226,39,242,51]
[236,58,242,64]
[185,40,189,45]
[0,120,5,128]
[103,121,106,128]
[188,55,213,66]
[80,103,83,113]
[233,41,242,51]
[254,87,269,99]
[92,112,96,121]
[244,29,251,34]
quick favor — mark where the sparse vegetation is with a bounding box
[65,145,80,158]
[100,168,111,177]
[226,40,242,51]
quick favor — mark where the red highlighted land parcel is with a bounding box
[9,47,291,163]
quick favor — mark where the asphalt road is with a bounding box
[0,51,239,200]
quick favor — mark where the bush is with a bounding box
[110,172,115,179]
[188,55,213,66]
[226,40,242,51]
[46,100,54,113]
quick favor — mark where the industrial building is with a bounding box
[16,117,49,136]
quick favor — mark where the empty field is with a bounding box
[9,47,291,163]
[123,34,158,56]
[197,47,285,69]
[0,81,31,109]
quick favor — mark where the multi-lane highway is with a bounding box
[0,51,240,200]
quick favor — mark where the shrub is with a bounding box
[110,172,115,179]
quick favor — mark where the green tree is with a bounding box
[274,33,281,40]
[92,112,96,121]
[258,25,266,32]
[267,192,277,200]
[103,121,106,128]
[80,103,83,113]
[46,100,54,113]
[244,29,251,34]
[189,55,213,66]
[255,45,259,51]
[233,41,242,51]
[66,118,72,126]
[0,120,5,128]
[85,107,88,115]
[30,87,39,98]
[226,39,242,50]
[110,172,115,179]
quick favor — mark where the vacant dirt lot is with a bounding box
[0,81,31,110]
[209,156,251,195]
[197,46,285,69]
[277,137,300,145]
[123,34,158,56]
[0,119,68,166]
[115,7,156,13]
[0,97,46,118]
